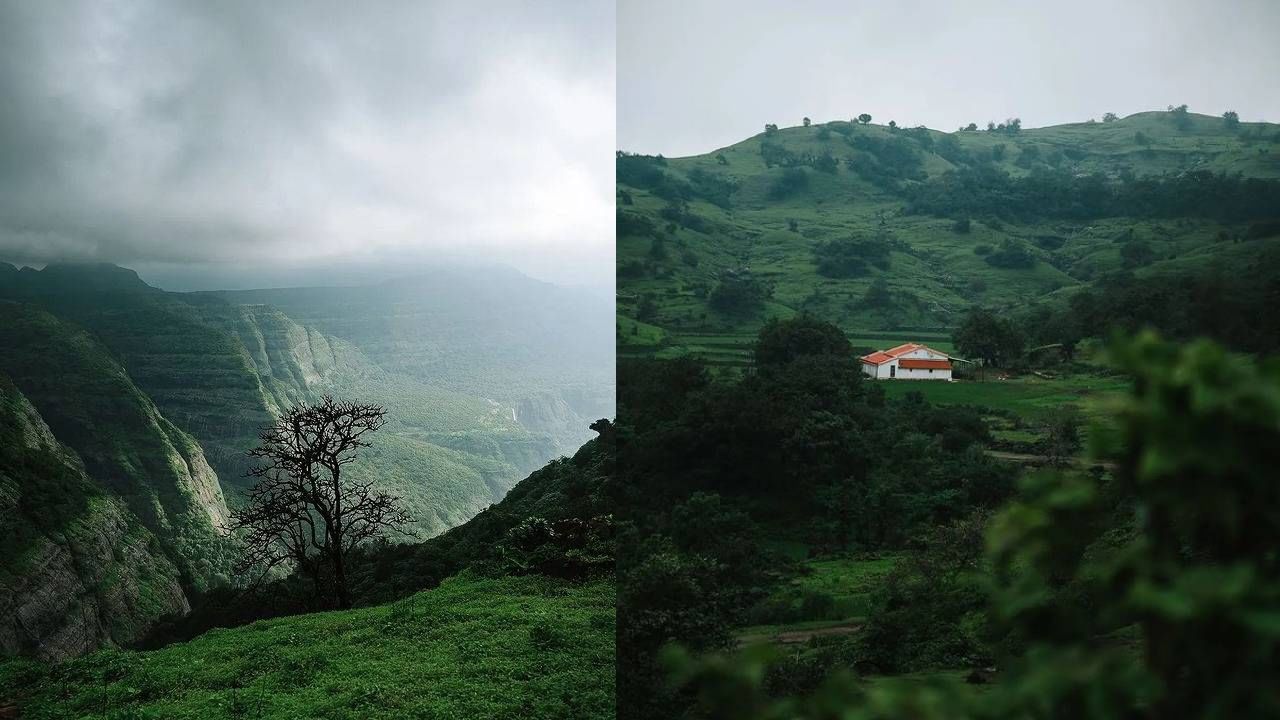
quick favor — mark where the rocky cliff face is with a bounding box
[0,377,189,661]
[0,307,232,591]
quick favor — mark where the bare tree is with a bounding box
[228,396,411,608]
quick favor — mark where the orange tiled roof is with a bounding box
[899,358,952,370]
[861,342,948,366]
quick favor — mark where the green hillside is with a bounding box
[0,573,615,719]
[617,110,1280,361]
[0,306,234,592]
[0,375,188,660]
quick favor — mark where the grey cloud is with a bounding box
[0,0,615,290]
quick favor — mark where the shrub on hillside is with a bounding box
[769,167,810,199]
[813,235,892,278]
[708,273,770,317]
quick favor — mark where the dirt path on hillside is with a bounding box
[985,450,1116,469]
[736,622,863,648]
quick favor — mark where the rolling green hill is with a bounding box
[617,110,1280,361]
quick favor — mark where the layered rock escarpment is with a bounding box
[0,376,188,661]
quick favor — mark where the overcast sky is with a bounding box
[0,1,614,291]
[619,0,1280,157]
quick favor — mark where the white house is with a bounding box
[860,342,953,380]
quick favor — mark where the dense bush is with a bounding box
[769,167,810,199]
[906,165,1280,223]
[813,235,892,277]
[708,272,771,317]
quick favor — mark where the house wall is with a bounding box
[897,365,951,380]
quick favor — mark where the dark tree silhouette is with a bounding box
[228,396,410,609]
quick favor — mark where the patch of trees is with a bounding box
[664,335,1280,720]
[862,277,893,308]
[768,167,810,199]
[616,151,667,188]
[936,133,970,165]
[905,165,1280,224]
[616,151,735,209]
[990,117,1022,134]
[1119,237,1155,268]
[1167,103,1192,130]
[617,210,658,238]
[812,234,893,277]
[686,168,737,209]
[1023,249,1280,355]
[708,271,771,317]
[983,238,1035,269]
[658,201,708,232]
[846,134,925,191]
[1223,110,1240,130]
[1103,112,1119,123]
[953,307,1025,366]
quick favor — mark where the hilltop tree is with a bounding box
[764,123,779,136]
[1103,112,1119,123]
[1223,110,1240,130]
[229,397,410,609]
[802,117,811,127]
[1167,103,1191,130]
[857,113,872,125]
[965,122,978,131]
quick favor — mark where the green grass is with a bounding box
[744,555,902,631]
[0,574,615,719]
[878,374,1128,421]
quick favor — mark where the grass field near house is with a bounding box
[877,374,1128,421]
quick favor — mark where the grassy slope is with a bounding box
[618,110,1280,363]
[0,574,615,719]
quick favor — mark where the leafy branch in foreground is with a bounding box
[228,396,411,609]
